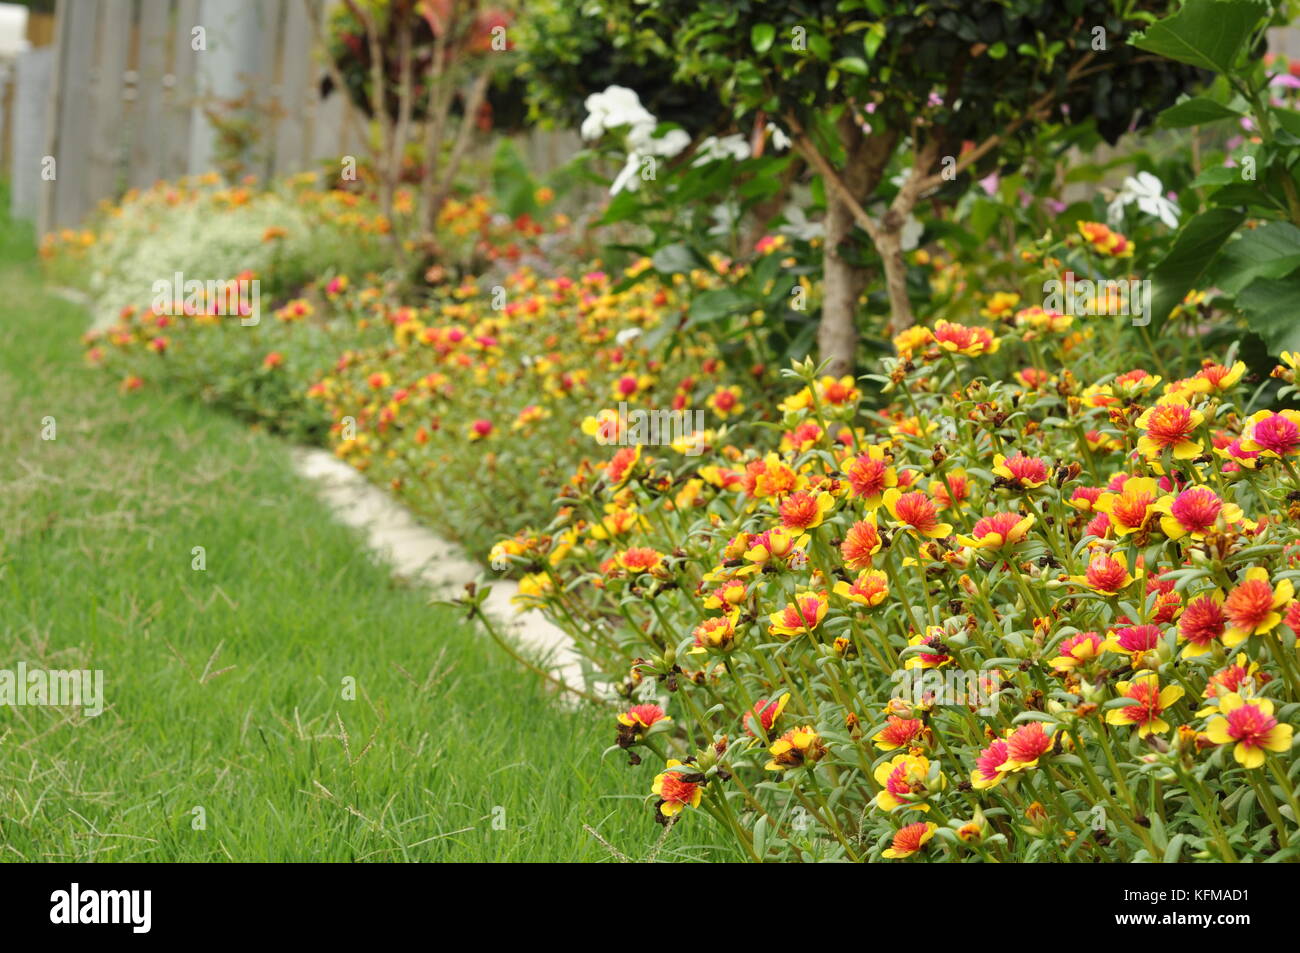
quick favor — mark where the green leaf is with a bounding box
[1212,221,1300,293]
[1189,164,1243,189]
[1131,0,1268,74]
[1148,207,1246,330]
[1237,272,1300,353]
[863,22,885,59]
[1206,182,1284,211]
[1273,107,1300,139]
[1157,95,1244,129]
[835,56,869,75]
[651,242,705,275]
[750,23,775,54]
[687,288,752,325]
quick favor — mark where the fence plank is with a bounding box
[243,0,282,181]
[131,0,170,189]
[85,0,131,213]
[10,47,53,222]
[166,0,197,179]
[47,0,96,229]
[188,0,262,175]
[272,0,312,178]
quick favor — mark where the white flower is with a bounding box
[631,126,689,158]
[767,123,792,152]
[1107,171,1180,229]
[692,134,751,167]
[582,85,655,141]
[707,202,741,237]
[583,85,691,194]
[900,214,923,251]
[778,205,824,241]
[610,152,645,195]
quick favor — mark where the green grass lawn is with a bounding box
[0,210,737,862]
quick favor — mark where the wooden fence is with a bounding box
[9,0,582,236]
[17,0,372,234]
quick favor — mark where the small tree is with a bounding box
[303,0,515,264]
[593,0,1201,375]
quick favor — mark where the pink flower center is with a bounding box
[1225,704,1277,747]
[976,741,1009,780]
[1253,414,1300,455]
[1115,624,1161,652]
[1004,454,1047,484]
[1170,488,1221,531]
[1085,554,1127,591]
[1006,724,1052,763]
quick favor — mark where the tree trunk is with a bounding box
[816,120,893,378]
[819,186,869,380]
[877,212,911,335]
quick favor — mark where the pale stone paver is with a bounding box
[290,447,587,691]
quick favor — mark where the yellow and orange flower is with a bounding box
[1106,672,1183,737]
[874,753,943,811]
[651,759,703,817]
[883,488,953,539]
[1204,694,1294,769]
[618,703,669,733]
[615,546,665,574]
[930,469,971,510]
[1094,477,1160,536]
[1136,397,1204,461]
[1078,220,1134,257]
[1188,360,1246,394]
[840,517,882,570]
[1049,631,1105,672]
[992,452,1049,489]
[778,490,834,531]
[1222,567,1294,646]
[955,511,1035,550]
[746,453,806,500]
[893,325,935,358]
[1069,550,1140,595]
[706,385,745,418]
[933,320,1000,357]
[690,614,739,654]
[703,579,748,611]
[744,527,807,566]
[1177,590,1227,658]
[1240,409,1300,458]
[765,725,826,771]
[815,375,860,407]
[744,693,790,737]
[882,821,938,859]
[768,591,829,638]
[903,628,952,670]
[845,445,898,508]
[999,722,1055,773]
[980,291,1020,320]
[833,569,889,607]
[873,715,927,751]
[1154,485,1242,540]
